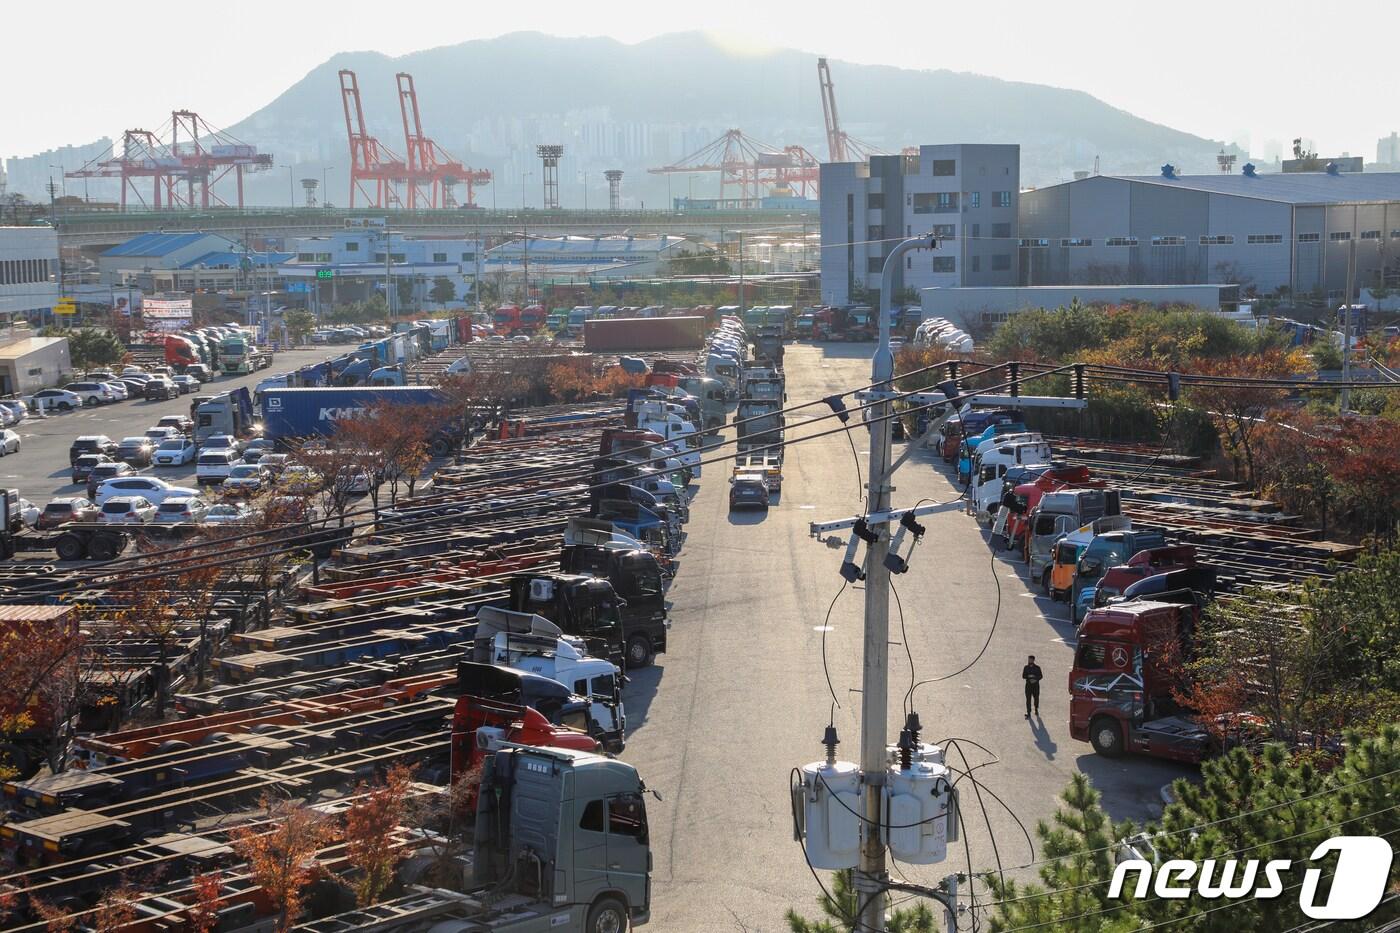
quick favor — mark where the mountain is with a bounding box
[13,32,1231,207]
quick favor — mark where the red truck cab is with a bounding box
[1093,546,1198,606]
[451,695,598,808]
[1069,599,1208,762]
[939,419,965,463]
[164,335,200,368]
[1002,465,1100,554]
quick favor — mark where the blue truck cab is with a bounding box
[957,416,1026,485]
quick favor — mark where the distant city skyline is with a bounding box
[4,0,1397,165]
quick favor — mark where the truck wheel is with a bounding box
[1040,569,1051,595]
[55,534,85,561]
[430,437,452,458]
[88,535,120,561]
[586,896,628,933]
[1090,717,1124,757]
[625,635,653,669]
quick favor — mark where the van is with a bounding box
[1071,529,1170,624]
[196,449,240,485]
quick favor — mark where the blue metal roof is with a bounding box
[1104,170,1400,205]
[101,232,219,258]
[180,251,293,270]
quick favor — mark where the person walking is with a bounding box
[1023,655,1043,719]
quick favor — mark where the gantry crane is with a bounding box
[340,68,407,209]
[817,57,885,163]
[395,72,491,209]
[649,129,821,201]
[66,113,272,211]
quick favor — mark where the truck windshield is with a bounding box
[1034,515,1060,536]
[1055,542,1078,564]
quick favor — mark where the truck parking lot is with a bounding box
[0,348,333,506]
[623,342,1193,930]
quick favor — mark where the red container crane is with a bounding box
[339,68,408,208]
[395,72,492,209]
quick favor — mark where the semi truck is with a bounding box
[260,386,463,456]
[1069,598,1210,762]
[583,315,706,351]
[194,387,256,444]
[219,332,270,374]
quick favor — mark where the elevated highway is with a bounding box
[54,206,818,249]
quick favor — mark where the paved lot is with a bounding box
[0,349,335,508]
[621,342,1193,931]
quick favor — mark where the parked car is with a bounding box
[102,382,129,401]
[100,496,157,525]
[222,463,270,494]
[183,363,212,383]
[72,453,112,485]
[38,497,100,529]
[258,452,290,474]
[87,461,138,499]
[85,369,119,382]
[729,474,771,511]
[0,407,15,428]
[243,438,274,455]
[172,374,199,394]
[120,378,150,396]
[0,429,19,457]
[156,415,194,435]
[153,437,197,466]
[93,476,199,507]
[154,496,210,525]
[204,502,257,525]
[116,437,155,467]
[120,365,146,377]
[196,449,241,485]
[0,399,28,424]
[32,389,84,412]
[144,376,178,401]
[144,427,180,444]
[16,498,39,529]
[63,382,116,406]
[278,465,323,493]
[70,435,118,465]
[203,434,243,455]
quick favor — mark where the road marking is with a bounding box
[813,626,834,632]
[799,505,815,510]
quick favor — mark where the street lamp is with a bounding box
[322,166,334,208]
[280,165,294,207]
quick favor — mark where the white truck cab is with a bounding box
[970,436,1052,522]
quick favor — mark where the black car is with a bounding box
[145,377,178,401]
[72,453,113,485]
[69,435,118,466]
[729,475,770,510]
[116,437,156,467]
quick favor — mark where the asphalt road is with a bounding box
[0,349,336,508]
[620,342,1193,931]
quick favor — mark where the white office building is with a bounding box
[820,144,1021,306]
[0,226,60,321]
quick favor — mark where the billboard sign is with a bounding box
[143,297,193,332]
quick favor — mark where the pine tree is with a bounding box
[786,869,936,933]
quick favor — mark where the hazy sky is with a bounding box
[5,0,1398,162]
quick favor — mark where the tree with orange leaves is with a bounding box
[186,871,224,933]
[1185,348,1310,482]
[33,882,139,933]
[229,796,335,932]
[344,762,414,906]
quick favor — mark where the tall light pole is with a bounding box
[521,170,533,209]
[281,165,294,207]
[854,235,936,933]
[323,166,334,208]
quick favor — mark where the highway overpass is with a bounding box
[53,206,819,250]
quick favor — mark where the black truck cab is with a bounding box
[508,573,627,669]
[560,545,669,668]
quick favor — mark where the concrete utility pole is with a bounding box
[1342,206,1357,412]
[856,236,934,933]
[737,230,745,312]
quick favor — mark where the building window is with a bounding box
[1391,230,1400,240]
[27,367,43,377]
[992,254,1012,271]
[1152,235,1186,246]
[1329,231,1351,241]
[867,257,884,274]
[1361,230,1382,240]
[1105,236,1138,247]
[1247,234,1283,244]
[1060,238,1092,247]
[433,252,448,262]
[932,224,957,238]
[971,255,981,272]
[992,222,1012,239]
[345,241,359,252]
[866,193,884,209]
[868,225,885,242]
[993,191,1011,208]
[907,256,912,270]
[461,252,476,262]
[967,192,980,209]
[297,253,316,262]
[932,257,956,273]
[912,193,935,214]
[931,159,956,176]
[1297,232,1321,243]
[937,192,959,212]
[1019,238,1049,248]
[971,224,980,239]
[1200,235,1234,245]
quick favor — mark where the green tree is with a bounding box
[786,869,936,933]
[396,277,415,312]
[66,328,126,370]
[429,276,456,307]
[283,309,316,345]
[987,729,1400,932]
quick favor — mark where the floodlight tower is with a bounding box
[537,145,564,209]
[605,170,623,210]
[301,178,319,208]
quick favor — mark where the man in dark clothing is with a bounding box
[1023,655,1043,719]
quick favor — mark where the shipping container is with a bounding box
[583,316,706,351]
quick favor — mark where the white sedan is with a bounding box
[153,437,197,466]
[28,389,83,412]
[99,496,157,524]
[0,430,19,456]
